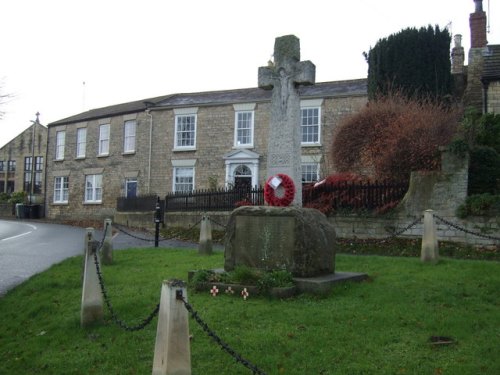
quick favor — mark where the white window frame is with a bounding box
[55,131,66,160]
[54,176,69,203]
[76,128,87,158]
[173,167,195,192]
[301,163,320,183]
[98,124,110,156]
[300,99,323,146]
[123,120,136,153]
[234,111,254,148]
[174,109,197,150]
[85,174,103,203]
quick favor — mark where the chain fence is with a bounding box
[112,218,203,243]
[434,214,500,241]
[92,224,160,331]
[178,294,268,375]
[91,220,267,374]
[207,216,228,229]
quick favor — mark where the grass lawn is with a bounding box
[0,248,498,374]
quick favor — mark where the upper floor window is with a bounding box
[174,114,197,150]
[234,111,254,147]
[8,160,16,172]
[123,120,136,153]
[85,174,103,203]
[98,124,110,156]
[301,107,320,144]
[55,131,65,160]
[54,176,69,203]
[76,128,87,158]
[0,161,4,171]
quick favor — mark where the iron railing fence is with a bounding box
[116,195,163,212]
[161,181,409,212]
[302,180,409,211]
[165,187,265,211]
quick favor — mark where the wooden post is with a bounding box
[421,209,439,264]
[152,280,191,375]
[198,215,213,255]
[101,218,113,265]
[81,228,104,327]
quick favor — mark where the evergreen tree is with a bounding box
[365,26,453,101]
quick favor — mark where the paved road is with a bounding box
[0,219,212,297]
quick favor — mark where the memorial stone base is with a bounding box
[224,206,336,277]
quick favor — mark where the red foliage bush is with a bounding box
[332,94,462,180]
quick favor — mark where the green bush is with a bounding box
[457,193,500,218]
[0,192,10,203]
[7,191,26,204]
[468,146,500,195]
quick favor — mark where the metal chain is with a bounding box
[180,297,268,375]
[359,215,422,244]
[434,214,500,241]
[92,251,160,331]
[112,218,203,243]
[208,217,227,229]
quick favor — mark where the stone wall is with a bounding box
[487,81,500,114]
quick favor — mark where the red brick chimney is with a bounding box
[470,0,487,48]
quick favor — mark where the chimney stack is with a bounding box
[470,0,487,48]
[451,34,465,74]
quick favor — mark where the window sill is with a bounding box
[301,143,322,148]
[97,154,109,158]
[52,202,68,205]
[75,157,86,160]
[173,148,196,152]
[83,201,102,205]
[122,151,136,156]
[54,159,65,162]
[233,145,254,149]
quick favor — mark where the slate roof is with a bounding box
[482,44,500,82]
[49,79,367,127]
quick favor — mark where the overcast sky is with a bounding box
[1,0,498,147]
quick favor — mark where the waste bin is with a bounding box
[24,205,41,219]
[16,204,24,219]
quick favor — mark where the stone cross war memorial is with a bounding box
[225,35,367,293]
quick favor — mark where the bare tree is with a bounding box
[0,79,14,120]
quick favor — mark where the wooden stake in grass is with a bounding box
[80,228,104,327]
[152,280,191,375]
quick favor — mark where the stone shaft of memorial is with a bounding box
[258,35,315,206]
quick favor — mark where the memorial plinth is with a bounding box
[224,206,336,277]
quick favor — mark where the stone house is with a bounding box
[45,80,367,221]
[453,0,500,114]
[0,117,47,201]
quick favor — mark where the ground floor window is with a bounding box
[54,176,69,203]
[173,167,194,192]
[85,174,103,203]
[302,163,319,183]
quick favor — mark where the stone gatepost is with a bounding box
[421,209,439,264]
[81,228,104,327]
[198,215,213,255]
[101,218,113,265]
[152,280,191,375]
